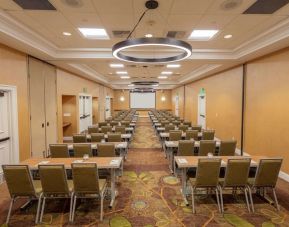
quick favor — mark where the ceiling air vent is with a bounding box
[13,0,56,10]
[167,31,186,39]
[127,65,137,68]
[61,0,83,8]
[243,0,289,14]
[133,81,159,86]
[220,0,242,11]
[112,30,131,38]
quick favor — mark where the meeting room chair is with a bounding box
[107,133,122,142]
[177,140,194,156]
[73,134,87,143]
[110,121,118,127]
[165,124,175,132]
[173,121,181,127]
[179,125,189,132]
[38,164,73,223]
[219,158,251,213]
[198,140,216,156]
[191,125,202,132]
[219,140,237,156]
[247,158,283,212]
[2,165,43,224]
[202,130,215,140]
[97,143,116,157]
[73,144,93,157]
[71,163,107,222]
[101,126,112,134]
[88,126,99,134]
[121,121,130,127]
[185,130,198,141]
[49,144,69,158]
[91,133,105,142]
[98,122,107,127]
[169,130,182,141]
[115,126,126,134]
[183,121,192,127]
[189,158,222,213]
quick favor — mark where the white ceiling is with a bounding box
[0,0,289,89]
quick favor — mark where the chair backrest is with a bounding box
[198,140,216,156]
[191,125,202,132]
[49,144,69,158]
[88,126,99,134]
[183,121,191,127]
[101,126,112,134]
[195,158,221,187]
[115,126,125,134]
[90,133,104,142]
[253,158,283,187]
[169,130,182,141]
[2,165,36,197]
[71,163,100,194]
[73,134,87,143]
[97,143,115,157]
[173,121,181,126]
[219,140,237,156]
[39,164,69,195]
[223,158,251,187]
[185,130,198,140]
[98,122,107,127]
[179,125,188,132]
[178,140,194,156]
[73,144,93,157]
[202,130,215,140]
[110,121,118,127]
[165,124,175,132]
[107,133,122,142]
[121,121,130,127]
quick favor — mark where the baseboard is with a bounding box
[0,172,4,184]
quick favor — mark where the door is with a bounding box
[29,58,46,158]
[198,94,206,129]
[44,64,57,154]
[0,91,11,174]
[92,97,99,124]
[105,96,111,119]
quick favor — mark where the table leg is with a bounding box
[180,167,189,205]
[109,168,116,208]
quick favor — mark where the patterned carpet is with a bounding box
[0,117,289,226]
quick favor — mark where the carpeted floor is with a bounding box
[0,117,289,226]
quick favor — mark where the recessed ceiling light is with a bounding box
[110,63,124,68]
[189,29,219,41]
[161,71,173,75]
[224,34,233,39]
[116,71,128,75]
[145,33,153,38]
[128,84,134,87]
[63,32,72,36]
[167,64,180,68]
[120,76,130,79]
[158,76,168,79]
[78,28,109,39]
[152,84,159,87]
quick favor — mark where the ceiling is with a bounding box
[1,0,289,89]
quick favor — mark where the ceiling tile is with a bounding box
[49,0,96,13]
[171,0,215,15]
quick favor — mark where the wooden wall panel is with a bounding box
[0,44,30,161]
[244,49,289,174]
[113,90,130,110]
[156,90,172,110]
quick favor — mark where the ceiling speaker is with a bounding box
[220,0,242,10]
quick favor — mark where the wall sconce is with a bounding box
[161,96,166,102]
[120,96,125,102]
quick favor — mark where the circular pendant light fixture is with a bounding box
[112,0,192,64]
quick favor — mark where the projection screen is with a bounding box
[130,92,156,108]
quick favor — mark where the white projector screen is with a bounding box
[130,92,156,109]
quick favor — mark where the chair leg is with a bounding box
[215,188,221,214]
[35,194,43,224]
[72,195,77,222]
[191,187,195,214]
[218,186,224,214]
[69,193,74,222]
[6,198,15,224]
[100,195,104,221]
[272,188,280,211]
[247,187,255,213]
[244,188,251,213]
[40,197,46,223]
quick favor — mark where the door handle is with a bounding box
[47,122,49,127]
[0,137,10,143]
[42,123,45,128]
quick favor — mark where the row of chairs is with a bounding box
[73,132,122,143]
[49,143,117,158]
[178,140,237,156]
[163,124,201,132]
[88,125,127,134]
[3,163,107,224]
[189,158,283,214]
[98,120,130,128]
[168,129,215,141]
